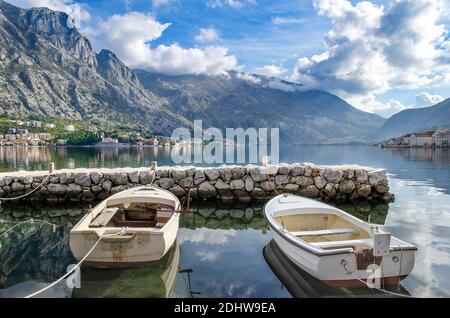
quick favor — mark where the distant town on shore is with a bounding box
[380,128,450,148]
[0,115,176,147]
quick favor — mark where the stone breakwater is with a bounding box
[0,164,394,204]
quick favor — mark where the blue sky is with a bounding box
[8,0,450,118]
[81,0,329,73]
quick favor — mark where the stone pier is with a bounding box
[0,164,395,204]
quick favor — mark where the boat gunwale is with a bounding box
[264,195,417,257]
[70,186,181,236]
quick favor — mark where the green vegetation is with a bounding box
[53,131,100,146]
[0,115,162,146]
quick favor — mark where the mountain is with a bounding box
[375,98,450,140]
[135,70,385,144]
[0,1,385,144]
[0,0,189,135]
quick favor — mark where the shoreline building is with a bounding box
[149,137,159,146]
[64,125,76,132]
[410,131,434,147]
[433,129,450,147]
[101,137,119,144]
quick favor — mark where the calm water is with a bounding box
[0,145,449,298]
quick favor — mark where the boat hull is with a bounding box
[70,213,179,268]
[271,227,415,287]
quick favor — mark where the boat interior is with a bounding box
[274,213,373,251]
[89,201,176,229]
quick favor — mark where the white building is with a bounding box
[45,123,56,129]
[39,133,52,141]
[64,125,76,131]
[31,121,42,128]
[5,134,16,141]
[402,134,411,145]
[410,131,434,146]
[433,129,450,147]
[16,129,28,137]
[101,137,119,144]
[149,137,159,146]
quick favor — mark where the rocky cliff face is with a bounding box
[0,0,189,135]
[0,1,384,143]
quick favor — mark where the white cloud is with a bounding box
[291,0,450,115]
[272,16,305,25]
[178,228,237,245]
[8,0,91,23]
[196,250,219,262]
[152,0,173,8]
[235,72,262,84]
[415,92,445,108]
[195,28,220,43]
[266,78,299,92]
[255,65,287,77]
[86,12,237,76]
[207,0,256,9]
[347,96,408,118]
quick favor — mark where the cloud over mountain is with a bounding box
[415,92,445,108]
[291,0,450,115]
[85,12,237,76]
[7,0,90,23]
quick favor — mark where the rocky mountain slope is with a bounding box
[0,0,189,135]
[375,98,450,140]
[0,1,385,144]
[136,70,385,144]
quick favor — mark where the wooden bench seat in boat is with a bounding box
[291,228,358,237]
[311,239,373,249]
[113,219,155,228]
[90,207,119,228]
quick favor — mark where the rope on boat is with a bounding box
[341,260,415,298]
[148,170,156,187]
[0,218,56,239]
[24,227,129,298]
[0,175,51,202]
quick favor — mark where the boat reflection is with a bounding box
[72,241,181,298]
[263,240,411,298]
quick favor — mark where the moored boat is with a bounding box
[70,186,181,268]
[264,194,417,287]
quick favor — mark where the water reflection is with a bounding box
[0,191,450,297]
[0,216,76,298]
[73,243,181,298]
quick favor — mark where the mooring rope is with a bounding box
[24,227,128,298]
[148,170,156,187]
[0,175,51,202]
[341,260,414,298]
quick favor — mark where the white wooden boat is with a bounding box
[264,194,417,287]
[70,186,181,268]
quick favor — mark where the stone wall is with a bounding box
[0,164,395,204]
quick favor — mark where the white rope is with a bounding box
[0,219,55,239]
[341,260,414,298]
[0,175,51,202]
[24,227,128,298]
[148,170,156,187]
